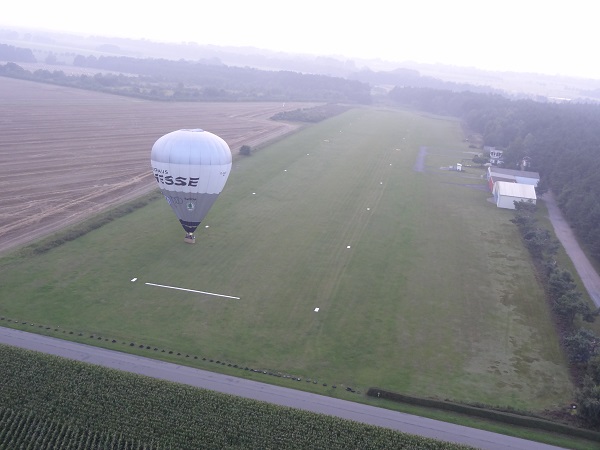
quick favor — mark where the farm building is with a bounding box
[486,167,540,191]
[485,146,504,165]
[493,181,537,209]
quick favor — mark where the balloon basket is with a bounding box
[184,234,196,244]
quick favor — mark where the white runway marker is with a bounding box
[145,283,240,299]
[131,278,137,282]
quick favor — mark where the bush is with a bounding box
[367,388,600,440]
[575,377,600,427]
[564,329,600,364]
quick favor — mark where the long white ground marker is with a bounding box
[145,282,240,299]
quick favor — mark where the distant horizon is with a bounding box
[2,23,598,84]
[3,0,600,81]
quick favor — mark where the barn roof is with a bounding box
[490,175,516,184]
[496,181,537,200]
[488,167,540,180]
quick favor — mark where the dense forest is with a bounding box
[389,87,600,263]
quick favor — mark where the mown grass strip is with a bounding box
[0,107,572,411]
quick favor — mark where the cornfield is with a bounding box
[0,344,472,449]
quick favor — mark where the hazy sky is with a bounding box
[3,0,599,79]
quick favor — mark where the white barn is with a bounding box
[493,181,537,209]
[487,167,540,189]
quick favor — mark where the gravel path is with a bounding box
[543,192,600,307]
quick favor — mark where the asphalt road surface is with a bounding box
[543,193,600,307]
[0,327,566,450]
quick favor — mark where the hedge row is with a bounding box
[367,388,600,442]
[21,191,161,256]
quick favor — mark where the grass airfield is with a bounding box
[0,107,572,411]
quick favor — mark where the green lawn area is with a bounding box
[0,107,573,412]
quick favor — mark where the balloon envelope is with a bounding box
[151,129,232,234]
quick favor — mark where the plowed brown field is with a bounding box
[0,77,316,254]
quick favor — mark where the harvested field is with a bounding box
[0,77,316,254]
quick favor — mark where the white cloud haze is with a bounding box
[3,0,599,79]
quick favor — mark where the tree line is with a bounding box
[389,87,600,263]
[511,202,600,427]
[74,54,372,103]
[0,42,371,104]
[0,43,36,62]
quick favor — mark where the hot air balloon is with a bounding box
[151,129,232,243]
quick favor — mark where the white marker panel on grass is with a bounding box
[145,282,240,299]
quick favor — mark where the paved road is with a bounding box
[0,327,565,450]
[543,192,600,307]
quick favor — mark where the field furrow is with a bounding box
[0,77,316,254]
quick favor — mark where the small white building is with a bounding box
[493,181,537,209]
[485,146,504,165]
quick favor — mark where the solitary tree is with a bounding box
[44,52,58,65]
[239,145,252,156]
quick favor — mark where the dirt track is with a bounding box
[0,77,315,255]
[543,192,600,307]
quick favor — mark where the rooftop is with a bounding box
[488,167,540,179]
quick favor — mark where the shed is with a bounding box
[493,181,537,209]
[487,167,540,191]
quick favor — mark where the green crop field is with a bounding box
[0,345,474,450]
[0,107,573,412]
